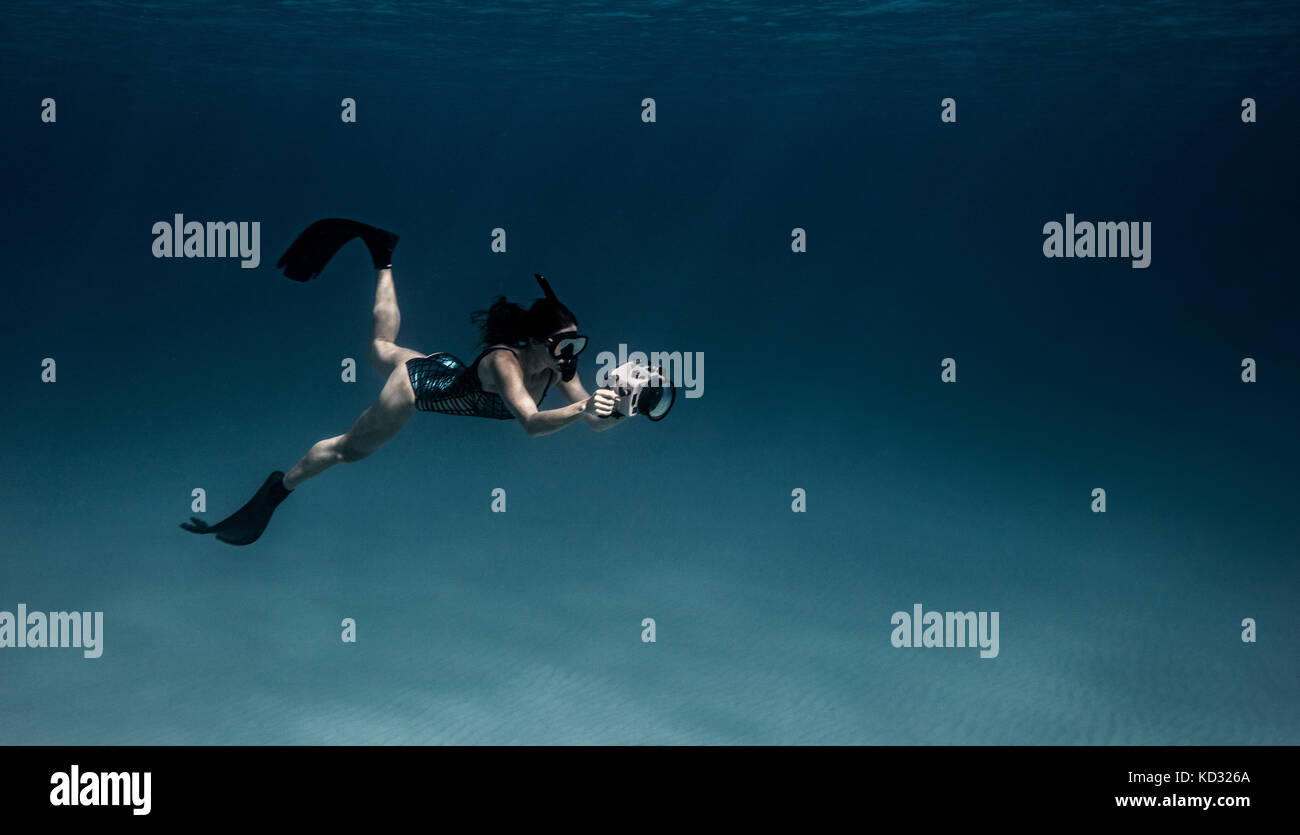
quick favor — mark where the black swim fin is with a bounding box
[181,471,293,546]
[277,218,400,281]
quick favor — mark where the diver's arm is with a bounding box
[558,375,625,432]
[511,397,588,438]
[481,352,607,438]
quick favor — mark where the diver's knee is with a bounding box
[335,439,372,464]
[368,340,394,374]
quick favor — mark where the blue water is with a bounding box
[1,1,1296,744]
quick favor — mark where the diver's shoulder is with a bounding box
[476,345,519,382]
[479,345,521,368]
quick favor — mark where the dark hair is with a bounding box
[471,296,577,347]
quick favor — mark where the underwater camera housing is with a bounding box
[605,361,675,421]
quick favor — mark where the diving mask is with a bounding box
[544,332,587,382]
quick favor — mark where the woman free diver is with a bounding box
[181,218,623,546]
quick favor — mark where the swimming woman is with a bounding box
[181,218,623,546]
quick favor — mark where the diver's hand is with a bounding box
[584,388,618,418]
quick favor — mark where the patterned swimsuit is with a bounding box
[405,346,552,419]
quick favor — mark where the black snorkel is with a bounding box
[535,273,559,305]
[534,273,580,382]
[555,342,578,382]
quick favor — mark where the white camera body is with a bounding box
[603,361,675,421]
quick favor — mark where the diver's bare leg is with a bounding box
[369,268,424,375]
[283,363,416,490]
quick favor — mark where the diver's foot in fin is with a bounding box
[360,225,399,270]
[277,218,400,281]
[180,471,292,546]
